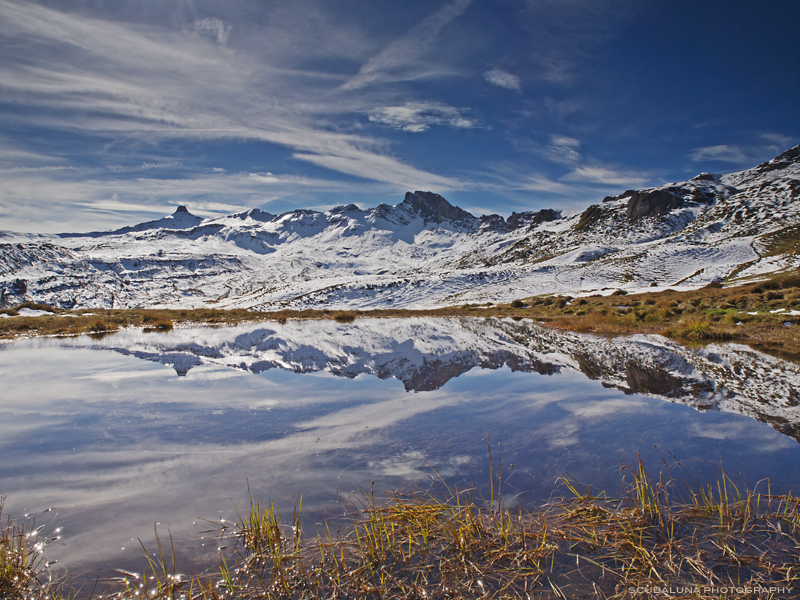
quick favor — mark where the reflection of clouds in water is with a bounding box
[689,420,793,452]
[2,322,800,577]
[0,350,486,570]
[544,419,581,448]
[368,451,431,480]
[563,398,649,418]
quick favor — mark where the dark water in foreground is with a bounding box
[1,317,799,581]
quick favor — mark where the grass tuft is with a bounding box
[333,311,356,323]
[0,497,46,600]
[4,458,800,598]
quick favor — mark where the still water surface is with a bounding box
[1,317,799,580]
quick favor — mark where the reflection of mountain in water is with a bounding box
[66,317,800,441]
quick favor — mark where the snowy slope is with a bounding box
[1,146,798,310]
[47,317,800,442]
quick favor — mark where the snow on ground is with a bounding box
[1,148,799,310]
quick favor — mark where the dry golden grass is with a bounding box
[7,458,800,599]
[2,272,800,362]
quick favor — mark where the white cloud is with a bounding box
[689,145,748,164]
[543,135,581,164]
[369,101,476,132]
[340,0,472,90]
[0,0,457,195]
[561,164,650,186]
[480,164,573,194]
[0,169,386,233]
[690,136,797,167]
[292,152,461,191]
[190,18,231,46]
[483,68,521,91]
[550,135,580,148]
[759,132,794,148]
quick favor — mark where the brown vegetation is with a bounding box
[2,272,800,362]
[4,459,799,599]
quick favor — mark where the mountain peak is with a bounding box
[174,205,191,215]
[401,191,474,224]
[774,143,800,164]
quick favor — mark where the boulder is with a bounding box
[625,190,683,221]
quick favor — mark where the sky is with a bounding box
[0,0,798,233]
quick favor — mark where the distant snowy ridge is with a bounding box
[1,145,798,310]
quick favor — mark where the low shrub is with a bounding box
[780,275,800,289]
[88,320,117,333]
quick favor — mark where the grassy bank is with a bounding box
[2,274,800,362]
[3,460,799,599]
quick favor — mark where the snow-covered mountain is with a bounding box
[1,145,798,309]
[54,317,800,442]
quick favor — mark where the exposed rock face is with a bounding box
[575,204,604,231]
[478,214,507,231]
[756,145,800,174]
[692,172,716,182]
[626,190,684,221]
[625,361,689,396]
[480,209,559,232]
[523,208,558,227]
[401,191,474,224]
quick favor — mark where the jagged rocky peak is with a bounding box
[330,203,361,214]
[720,142,800,188]
[401,191,475,224]
[749,143,800,176]
[769,143,800,165]
[574,204,605,231]
[479,208,560,232]
[165,205,203,227]
[692,172,717,182]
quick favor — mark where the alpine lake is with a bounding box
[2,316,800,585]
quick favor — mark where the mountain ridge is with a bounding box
[1,144,798,310]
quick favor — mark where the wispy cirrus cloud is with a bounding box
[561,164,651,187]
[339,0,472,91]
[189,17,232,46]
[368,101,476,132]
[483,68,521,91]
[0,168,393,233]
[689,145,749,164]
[0,0,461,195]
[544,135,581,164]
[690,134,797,166]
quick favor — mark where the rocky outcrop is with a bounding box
[575,204,604,231]
[625,190,684,221]
[692,172,716,182]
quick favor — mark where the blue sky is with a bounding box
[0,0,798,233]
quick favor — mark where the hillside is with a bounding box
[1,145,798,310]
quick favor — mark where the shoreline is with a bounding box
[2,275,799,363]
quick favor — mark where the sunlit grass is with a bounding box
[4,456,800,599]
[0,496,46,600]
